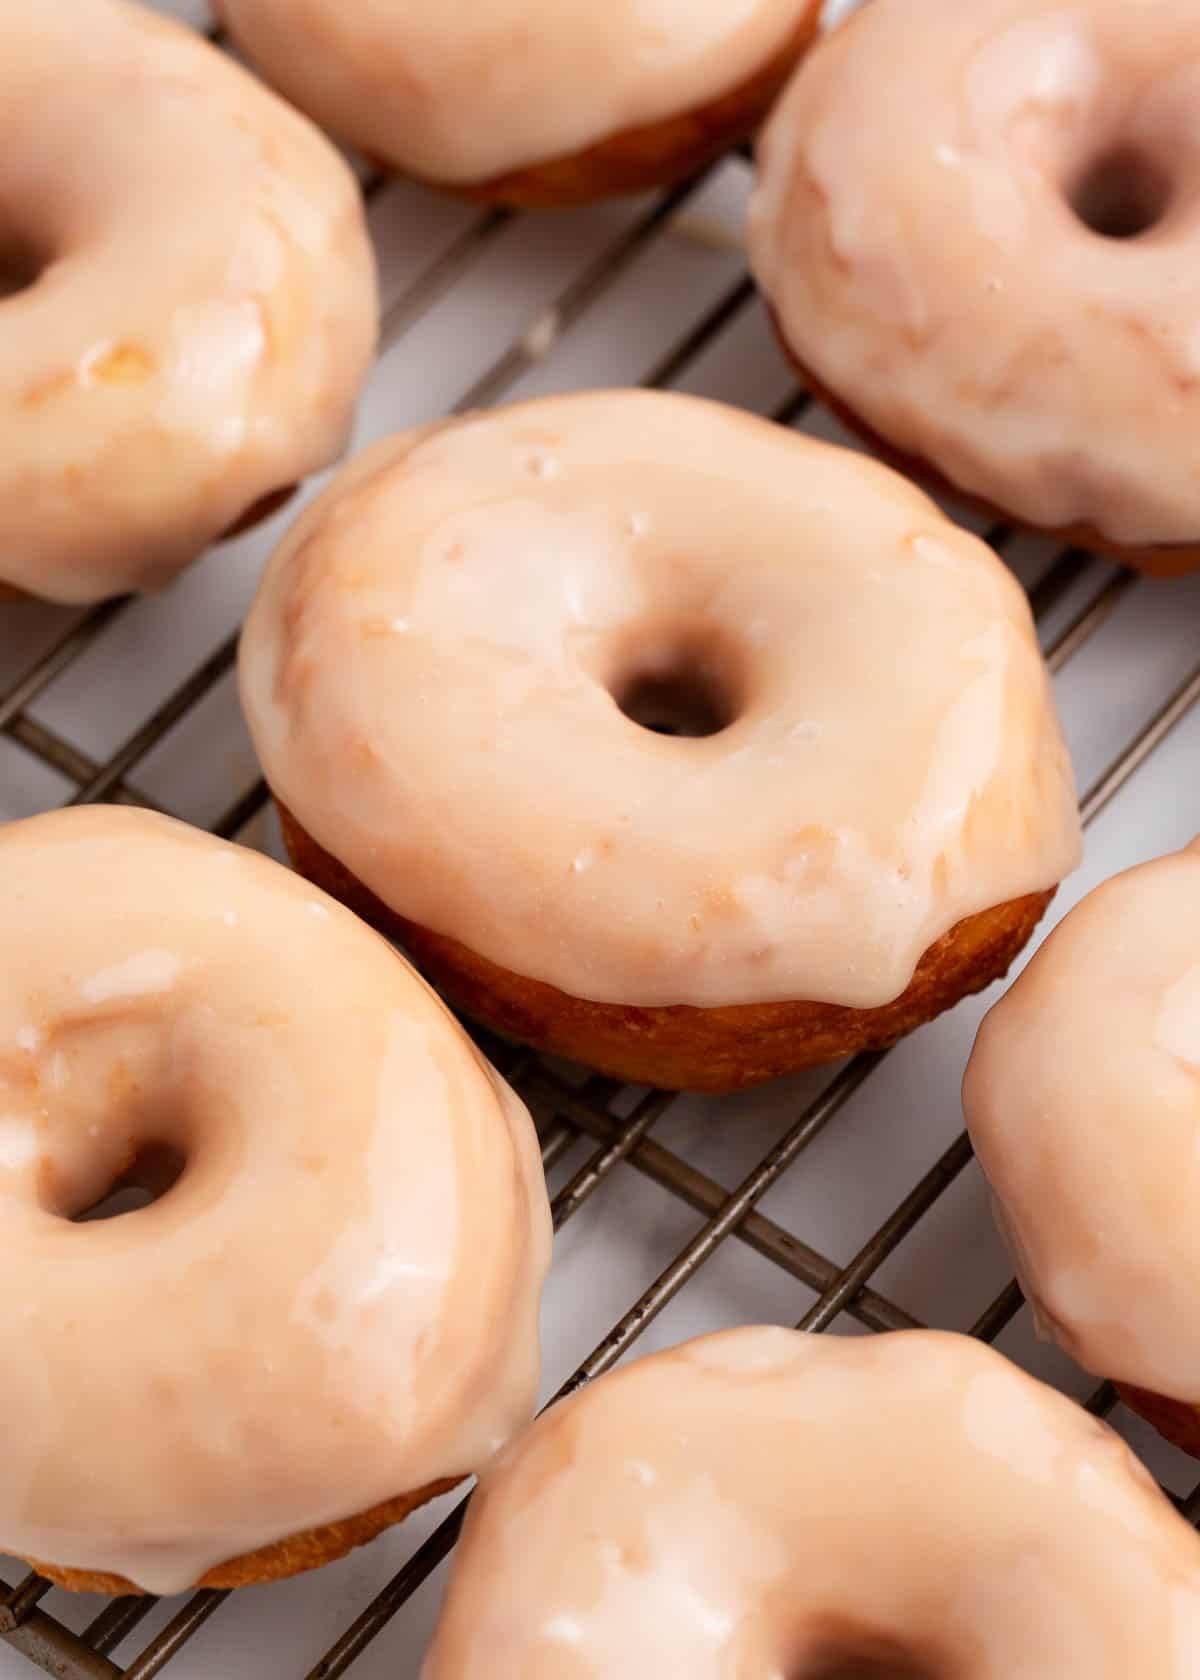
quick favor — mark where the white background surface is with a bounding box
[3,1,1200,1675]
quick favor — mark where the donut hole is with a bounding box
[1068,145,1173,239]
[797,1623,942,1680]
[69,1142,188,1224]
[610,632,743,738]
[800,1656,934,1680]
[0,231,47,300]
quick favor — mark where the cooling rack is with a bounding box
[5,2,1200,1675]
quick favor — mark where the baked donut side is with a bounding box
[279,803,1053,1091]
[964,842,1200,1458]
[25,1478,460,1597]
[456,8,822,209]
[1112,1387,1200,1461]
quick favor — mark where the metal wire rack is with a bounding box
[5,3,1200,1675]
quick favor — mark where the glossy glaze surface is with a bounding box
[749,0,1200,547]
[218,0,814,183]
[0,0,377,603]
[965,840,1200,1402]
[0,807,549,1594]
[424,1328,1200,1677]
[240,390,1080,1010]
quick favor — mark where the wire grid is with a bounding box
[5,6,1200,1677]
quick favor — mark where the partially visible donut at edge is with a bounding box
[423,1328,1200,1678]
[0,0,378,604]
[239,390,1082,1092]
[964,841,1200,1461]
[215,0,822,207]
[748,0,1200,575]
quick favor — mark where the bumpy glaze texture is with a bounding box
[0,807,549,1594]
[424,1328,1200,1677]
[218,0,816,186]
[965,841,1200,1405]
[240,390,1081,1012]
[0,0,377,603]
[749,0,1200,549]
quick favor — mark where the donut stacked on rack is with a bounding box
[748,0,1200,573]
[238,389,1082,1092]
[0,808,550,1594]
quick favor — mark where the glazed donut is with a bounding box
[0,806,549,1595]
[965,840,1200,1458]
[424,1327,1200,1677]
[216,0,822,207]
[239,391,1081,1092]
[748,0,1200,575]
[0,0,377,605]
